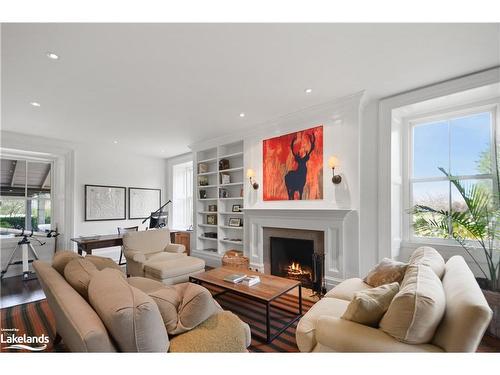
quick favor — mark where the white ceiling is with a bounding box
[1,23,499,158]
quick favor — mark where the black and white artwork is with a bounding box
[128,187,161,219]
[85,185,126,221]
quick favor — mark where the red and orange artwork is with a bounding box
[263,125,323,201]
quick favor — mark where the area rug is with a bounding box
[0,293,313,353]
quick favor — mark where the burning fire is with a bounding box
[287,262,310,277]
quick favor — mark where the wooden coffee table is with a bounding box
[189,267,302,343]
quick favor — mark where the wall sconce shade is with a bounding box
[247,168,259,190]
[328,156,342,184]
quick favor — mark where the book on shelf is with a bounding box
[241,276,260,286]
[223,273,247,283]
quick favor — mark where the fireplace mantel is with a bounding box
[243,207,358,289]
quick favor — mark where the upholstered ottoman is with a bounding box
[144,256,205,285]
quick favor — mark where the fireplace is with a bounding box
[270,236,325,294]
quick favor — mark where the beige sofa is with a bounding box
[296,255,492,352]
[33,258,251,352]
[123,228,205,284]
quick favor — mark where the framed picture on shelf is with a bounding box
[128,187,161,219]
[199,190,207,199]
[207,214,217,225]
[232,204,242,212]
[85,184,126,221]
[208,204,217,212]
[219,158,230,170]
[219,188,228,198]
[228,218,242,227]
[198,163,209,174]
[221,173,231,185]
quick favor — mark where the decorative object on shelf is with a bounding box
[232,204,242,212]
[208,204,217,212]
[222,249,249,270]
[198,176,209,186]
[219,188,229,198]
[204,232,217,239]
[85,184,126,221]
[219,158,230,171]
[229,218,243,227]
[328,156,342,184]
[128,187,162,219]
[207,214,217,225]
[221,173,231,185]
[198,163,209,174]
[246,168,259,190]
[263,125,323,201]
[199,190,207,199]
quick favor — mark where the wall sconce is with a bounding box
[328,156,342,184]
[246,168,259,190]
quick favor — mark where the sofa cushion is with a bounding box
[295,297,350,352]
[325,278,372,301]
[127,276,165,294]
[149,282,219,335]
[409,246,445,279]
[379,264,446,344]
[341,282,400,327]
[85,255,123,273]
[52,250,81,275]
[169,311,250,352]
[364,258,408,287]
[88,268,169,352]
[63,258,99,300]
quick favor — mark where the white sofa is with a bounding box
[296,255,492,352]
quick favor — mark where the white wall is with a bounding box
[1,131,168,263]
[73,144,167,260]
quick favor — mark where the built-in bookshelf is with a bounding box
[194,140,244,261]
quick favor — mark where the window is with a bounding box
[0,158,53,234]
[409,109,496,240]
[171,160,193,230]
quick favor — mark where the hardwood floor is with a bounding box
[1,274,499,352]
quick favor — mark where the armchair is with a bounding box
[123,228,205,285]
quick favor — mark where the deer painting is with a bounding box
[263,125,323,201]
[284,133,315,200]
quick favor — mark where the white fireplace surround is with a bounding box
[244,208,357,289]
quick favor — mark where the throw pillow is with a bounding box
[88,268,169,352]
[341,282,400,327]
[149,282,220,335]
[379,264,446,344]
[63,258,98,300]
[364,258,408,287]
[52,250,81,275]
[409,246,445,279]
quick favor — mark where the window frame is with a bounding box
[171,159,194,230]
[403,101,498,245]
[0,153,55,235]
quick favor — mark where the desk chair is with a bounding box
[117,226,139,265]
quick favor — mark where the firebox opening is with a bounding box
[270,237,314,288]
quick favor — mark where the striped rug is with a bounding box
[0,293,312,353]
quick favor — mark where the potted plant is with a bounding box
[412,164,499,338]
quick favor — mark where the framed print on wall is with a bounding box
[128,187,161,219]
[263,125,323,201]
[85,184,126,221]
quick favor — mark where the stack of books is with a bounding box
[223,274,261,286]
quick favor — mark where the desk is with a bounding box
[71,230,192,256]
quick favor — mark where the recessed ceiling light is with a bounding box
[239,113,245,118]
[305,88,313,94]
[30,102,41,107]
[161,149,165,153]
[113,140,118,144]
[46,52,59,60]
